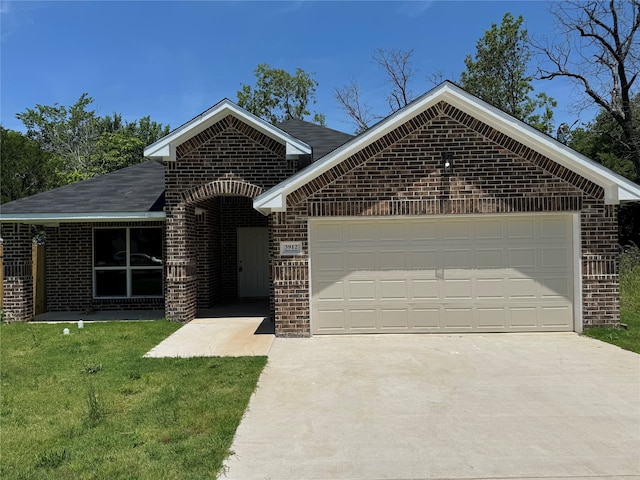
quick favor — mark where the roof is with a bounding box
[276,119,354,160]
[144,98,311,161]
[0,160,166,223]
[254,81,640,213]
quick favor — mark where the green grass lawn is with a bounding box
[584,245,640,354]
[0,321,266,479]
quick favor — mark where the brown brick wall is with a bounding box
[44,221,165,312]
[271,102,620,336]
[1,223,33,321]
[164,114,295,322]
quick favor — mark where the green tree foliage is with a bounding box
[15,94,169,184]
[0,127,62,203]
[569,94,640,245]
[536,0,640,179]
[237,64,325,125]
[460,13,556,133]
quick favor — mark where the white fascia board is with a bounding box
[144,99,311,161]
[0,212,166,223]
[254,84,465,213]
[254,193,286,215]
[255,82,640,213]
[441,86,640,204]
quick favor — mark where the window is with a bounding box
[93,227,163,298]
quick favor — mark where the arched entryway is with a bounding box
[165,179,268,322]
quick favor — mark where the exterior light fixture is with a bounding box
[442,152,453,174]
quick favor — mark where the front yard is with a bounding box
[584,244,640,354]
[0,320,266,479]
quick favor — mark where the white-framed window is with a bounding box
[93,227,163,298]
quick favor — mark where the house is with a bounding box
[2,81,639,336]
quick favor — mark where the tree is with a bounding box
[16,95,170,183]
[460,13,557,133]
[535,0,640,178]
[237,64,325,125]
[569,94,640,245]
[0,127,62,202]
[335,48,417,133]
[16,93,100,181]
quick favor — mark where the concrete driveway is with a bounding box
[222,333,639,480]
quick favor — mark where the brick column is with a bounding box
[1,223,33,322]
[165,204,198,322]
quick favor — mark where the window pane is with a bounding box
[94,229,127,266]
[95,270,127,296]
[130,228,163,266]
[131,269,163,296]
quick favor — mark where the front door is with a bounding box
[237,227,269,297]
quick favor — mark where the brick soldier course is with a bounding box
[1,82,638,336]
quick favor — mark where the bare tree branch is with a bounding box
[533,0,640,177]
[334,80,379,133]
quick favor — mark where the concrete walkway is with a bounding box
[145,303,274,357]
[222,333,640,480]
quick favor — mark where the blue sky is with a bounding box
[1,1,595,135]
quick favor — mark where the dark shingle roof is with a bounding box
[277,119,353,160]
[0,160,165,215]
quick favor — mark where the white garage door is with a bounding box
[310,215,574,334]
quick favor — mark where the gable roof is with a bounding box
[276,119,354,160]
[144,98,311,161]
[0,160,166,223]
[254,81,640,213]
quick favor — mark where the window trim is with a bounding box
[92,226,163,299]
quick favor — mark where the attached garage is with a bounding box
[310,215,576,334]
[253,81,640,337]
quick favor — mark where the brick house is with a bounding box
[2,82,639,336]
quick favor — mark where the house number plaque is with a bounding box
[280,241,302,255]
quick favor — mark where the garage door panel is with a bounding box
[348,280,376,300]
[408,250,438,270]
[315,310,345,331]
[443,249,472,269]
[509,307,537,327]
[540,277,571,298]
[441,221,471,240]
[378,222,406,242]
[540,218,570,239]
[315,251,344,273]
[350,309,376,330]
[508,219,535,239]
[413,308,441,329]
[477,308,506,328]
[476,249,505,269]
[540,247,571,268]
[508,248,536,268]
[314,281,344,301]
[541,306,572,327]
[412,279,439,299]
[444,279,473,299]
[409,223,438,241]
[348,251,376,271]
[311,216,574,334]
[476,278,505,299]
[380,280,408,300]
[475,220,503,240]
[508,278,538,299]
[381,309,409,329]
[444,308,474,328]
[347,223,376,243]
[378,250,406,270]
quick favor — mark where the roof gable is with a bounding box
[144,99,311,161]
[254,81,640,213]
